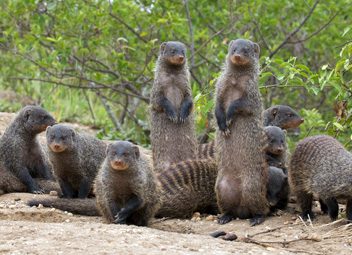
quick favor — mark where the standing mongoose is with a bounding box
[289,135,352,221]
[264,126,287,173]
[156,159,218,218]
[267,166,289,212]
[94,141,160,226]
[214,39,269,225]
[263,105,304,129]
[198,105,302,160]
[150,41,197,172]
[0,105,55,193]
[46,124,106,198]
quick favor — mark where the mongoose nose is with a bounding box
[114,160,123,165]
[54,144,60,150]
[178,56,184,62]
[234,54,242,62]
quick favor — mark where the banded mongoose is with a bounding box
[156,159,218,218]
[0,105,55,193]
[267,166,289,212]
[264,126,287,173]
[0,165,61,195]
[198,105,301,160]
[150,41,197,172]
[264,105,304,130]
[46,124,106,198]
[94,141,160,226]
[214,39,269,225]
[289,135,352,221]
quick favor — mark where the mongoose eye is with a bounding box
[287,113,293,117]
[171,49,176,54]
[232,48,237,53]
[122,152,128,157]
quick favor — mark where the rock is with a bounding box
[205,215,216,221]
[49,191,58,196]
[210,230,226,238]
[221,232,237,241]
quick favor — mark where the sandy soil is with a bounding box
[1,112,352,254]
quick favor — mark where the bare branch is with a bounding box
[269,0,320,58]
[183,0,195,68]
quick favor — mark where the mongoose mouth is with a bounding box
[110,160,129,171]
[230,55,250,66]
[282,118,304,129]
[168,55,185,65]
[271,147,284,155]
[49,144,66,153]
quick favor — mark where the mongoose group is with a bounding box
[2,38,350,228]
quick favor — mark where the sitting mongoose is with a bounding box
[156,159,218,218]
[267,166,289,212]
[46,124,106,198]
[0,165,61,195]
[94,141,160,226]
[289,135,352,221]
[264,126,287,173]
[198,105,302,160]
[150,41,197,172]
[214,39,269,226]
[263,105,304,129]
[0,105,55,193]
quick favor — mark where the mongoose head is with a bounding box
[106,141,140,171]
[264,105,304,130]
[159,41,187,66]
[227,39,260,66]
[19,105,56,134]
[265,126,286,156]
[267,166,288,207]
[46,124,76,153]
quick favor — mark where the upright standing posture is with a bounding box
[46,124,106,198]
[150,41,197,172]
[0,105,55,193]
[94,141,160,226]
[214,39,269,225]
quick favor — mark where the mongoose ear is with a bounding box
[46,126,51,132]
[228,40,235,50]
[271,107,278,117]
[283,129,287,136]
[23,108,32,121]
[160,42,167,54]
[132,145,140,159]
[253,42,260,56]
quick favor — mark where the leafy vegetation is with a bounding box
[0,0,351,148]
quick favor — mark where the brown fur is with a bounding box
[214,39,269,224]
[289,135,352,221]
[94,141,160,226]
[46,124,106,198]
[150,41,197,172]
[0,105,56,193]
[156,159,218,218]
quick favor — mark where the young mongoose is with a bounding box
[289,135,352,221]
[267,166,289,212]
[150,41,197,172]
[94,141,160,226]
[214,39,269,225]
[264,126,287,173]
[46,124,106,198]
[264,105,304,130]
[0,105,55,193]
[156,159,218,218]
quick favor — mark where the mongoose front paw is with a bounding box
[166,112,178,123]
[31,188,44,194]
[114,212,127,224]
[249,214,265,226]
[221,128,231,137]
[218,214,233,224]
[226,118,233,127]
[178,116,187,123]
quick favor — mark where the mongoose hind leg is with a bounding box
[319,199,328,214]
[59,179,76,198]
[324,197,339,221]
[249,214,265,226]
[297,192,314,220]
[114,195,142,224]
[215,104,229,135]
[346,199,352,222]
[78,178,91,199]
[218,213,234,225]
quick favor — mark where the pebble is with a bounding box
[210,230,226,238]
[9,205,16,209]
[205,215,216,221]
[49,191,58,196]
[50,208,55,212]
[221,232,238,241]
[65,219,70,223]
[38,204,44,209]
[67,213,73,217]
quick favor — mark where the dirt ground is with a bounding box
[1,112,352,254]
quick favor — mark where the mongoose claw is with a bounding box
[218,214,233,224]
[249,215,265,226]
[32,188,44,194]
[221,128,231,137]
[168,115,178,123]
[114,213,127,224]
